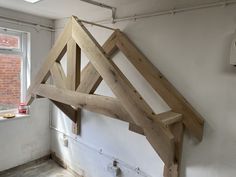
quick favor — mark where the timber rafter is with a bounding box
[26,16,204,177]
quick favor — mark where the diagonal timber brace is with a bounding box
[115,31,204,141]
[26,16,204,177]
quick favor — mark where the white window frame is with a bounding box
[0,27,30,113]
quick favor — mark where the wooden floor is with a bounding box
[0,160,78,177]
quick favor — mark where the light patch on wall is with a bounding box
[230,31,236,66]
[24,0,42,3]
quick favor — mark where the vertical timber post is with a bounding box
[67,38,81,135]
[164,122,184,177]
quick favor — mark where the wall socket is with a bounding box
[62,134,68,147]
[107,161,121,177]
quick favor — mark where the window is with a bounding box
[0,28,30,111]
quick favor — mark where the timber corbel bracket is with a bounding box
[26,16,204,177]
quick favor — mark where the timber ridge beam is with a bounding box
[26,16,204,177]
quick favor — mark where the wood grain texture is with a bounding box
[52,100,78,123]
[164,164,179,177]
[26,18,72,105]
[72,30,118,134]
[50,62,67,89]
[77,63,102,93]
[76,30,118,94]
[50,61,79,124]
[25,16,204,174]
[35,84,132,123]
[129,111,182,135]
[71,30,118,134]
[155,111,183,126]
[71,16,174,166]
[67,39,81,90]
[164,122,184,177]
[116,31,204,141]
[66,38,81,134]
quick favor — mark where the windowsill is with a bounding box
[0,114,30,122]
[0,109,30,122]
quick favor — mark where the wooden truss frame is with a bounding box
[26,16,204,177]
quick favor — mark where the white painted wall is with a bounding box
[0,8,53,171]
[51,4,236,177]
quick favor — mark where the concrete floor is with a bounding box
[0,160,78,177]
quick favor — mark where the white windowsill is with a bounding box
[0,114,30,122]
[0,109,30,122]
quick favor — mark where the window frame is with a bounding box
[0,27,30,113]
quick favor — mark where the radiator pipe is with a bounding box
[94,0,236,24]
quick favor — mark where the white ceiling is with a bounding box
[0,0,221,21]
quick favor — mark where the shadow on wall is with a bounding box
[221,33,236,75]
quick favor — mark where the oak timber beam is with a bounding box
[71,16,174,167]
[128,113,184,176]
[77,63,102,93]
[50,61,79,123]
[155,111,183,126]
[67,38,81,134]
[128,113,184,177]
[26,18,72,105]
[50,62,67,89]
[76,30,119,93]
[35,84,181,135]
[102,30,119,57]
[52,100,78,122]
[71,30,118,133]
[72,29,118,133]
[67,39,81,90]
[164,122,184,177]
[73,30,118,132]
[129,111,183,135]
[51,29,118,127]
[116,31,204,141]
[35,84,133,123]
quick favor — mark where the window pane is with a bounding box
[0,33,20,50]
[0,54,21,110]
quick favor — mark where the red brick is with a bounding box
[0,55,21,108]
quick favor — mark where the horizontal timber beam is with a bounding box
[35,84,133,123]
[36,84,182,129]
[35,83,174,166]
[26,18,72,105]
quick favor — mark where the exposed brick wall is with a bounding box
[0,55,21,109]
[0,34,19,49]
[0,33,20,110]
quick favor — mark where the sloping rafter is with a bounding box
[26,16,204,177]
